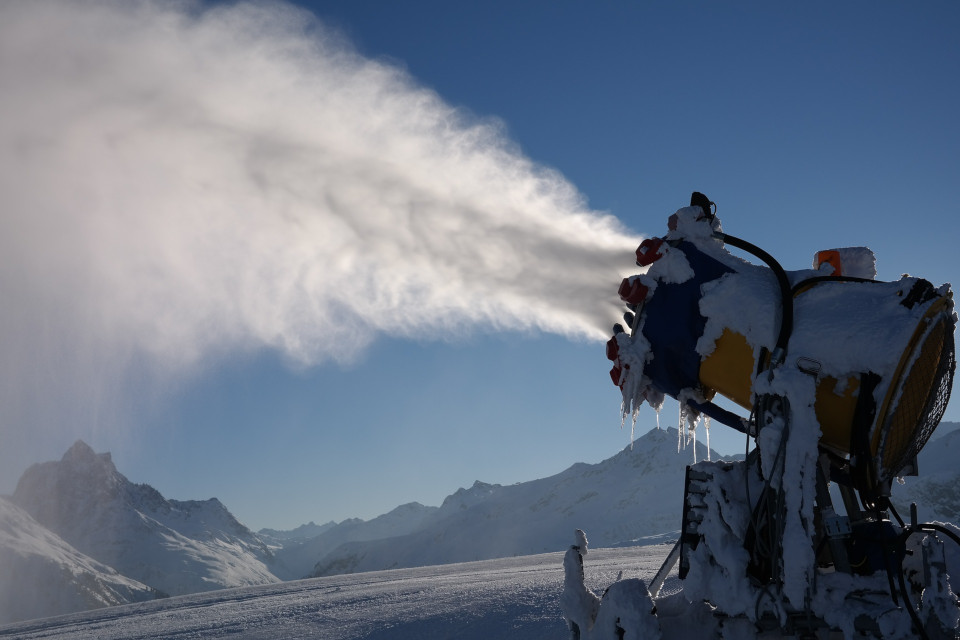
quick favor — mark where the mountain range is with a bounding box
[1,421,957,624]
[303,426,716,577]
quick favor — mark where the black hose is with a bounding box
[790,275,881,298]
[895,550,930,640]
[888,504,960,550]
[717,233,794,364]
[918,522,960,550]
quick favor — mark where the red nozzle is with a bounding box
[606,335,619,361]
[609,365,622,386]
[618,278,649,305]
[636,237,665,267]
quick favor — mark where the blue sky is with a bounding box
[2,0,958,531]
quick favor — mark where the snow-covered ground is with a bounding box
[0,545,674,640]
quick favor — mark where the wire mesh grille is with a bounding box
[879,313,956,481]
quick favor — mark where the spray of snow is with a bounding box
[0,0,640,448]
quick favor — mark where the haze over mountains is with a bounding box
[0,496,158,625]
[1,422,957,625]
[11,441,277,597]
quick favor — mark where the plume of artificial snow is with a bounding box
[0,0,640,442]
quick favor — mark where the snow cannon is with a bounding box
[562,193,960,640]
[606,192,956,498]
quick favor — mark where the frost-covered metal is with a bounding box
[565,193,959,639]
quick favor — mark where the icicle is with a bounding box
[691,416,698,464]
[705,416,711,462]
[655,405,661,430]
[619,402,636,451]
[675,389,708,463]
[677,402,683,453]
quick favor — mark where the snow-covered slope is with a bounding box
[0,546,669,640]
[11,441,279,597]
[271,502,438,579]
[891,420,960,523]
[310,426,725,576]
[0,496,158,625]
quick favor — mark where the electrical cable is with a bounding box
[790,275,884,298]
[746,395,790,587]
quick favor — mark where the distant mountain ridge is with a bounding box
[297,422,960,578]
[11,440,279,597]
[307,426,719,577]
[259,520,337,544]
[267,501,439,579]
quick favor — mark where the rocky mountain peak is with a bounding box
[15,440,125,510]
[63,439,104,461]
[61,440,117,475]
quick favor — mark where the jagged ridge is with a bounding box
[11,441,278,596]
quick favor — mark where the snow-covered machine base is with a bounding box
[563,501,960,639]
